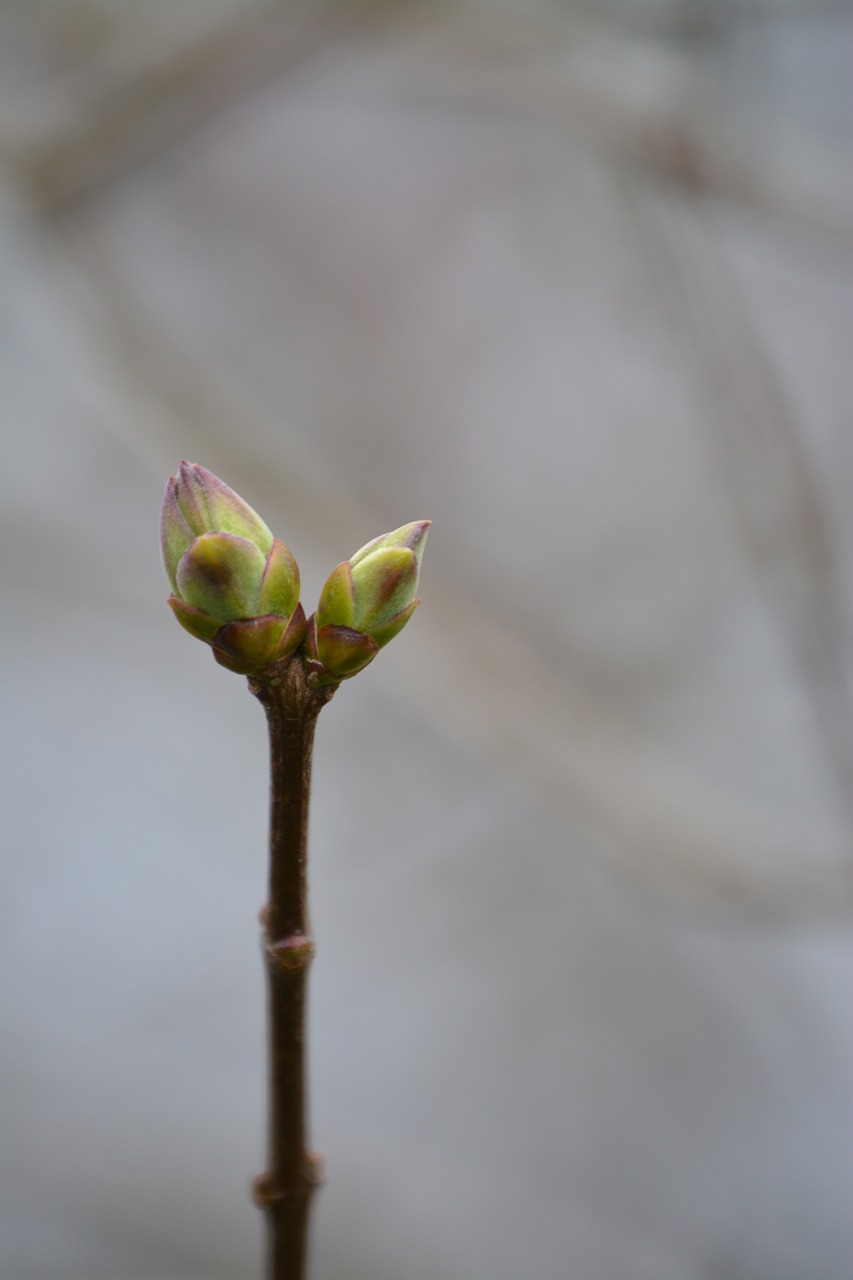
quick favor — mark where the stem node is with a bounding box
[268,934,315,974]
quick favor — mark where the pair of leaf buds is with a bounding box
[160,462,429,683]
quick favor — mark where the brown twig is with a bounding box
[250,655,336,1280]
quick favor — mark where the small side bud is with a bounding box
[308,520,429,681]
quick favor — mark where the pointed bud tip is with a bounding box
[406,519,430,556]
[349,519,431,568]
[176,459,201,485]
[398,519,430,558]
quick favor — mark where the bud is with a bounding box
[160,462,305,674]
[306,520,430,681]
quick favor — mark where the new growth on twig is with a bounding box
[160,462,429,1280]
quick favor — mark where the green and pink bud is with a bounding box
[306,520,430,682]
[160,462,305,674]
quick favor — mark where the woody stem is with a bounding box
[250,655,335,1280]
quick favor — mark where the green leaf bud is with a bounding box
[176,532,267,621]
[161,461,274,590]
[160,463,305,674]
[257,538,301,618]
[311,624,379,678]
[212,606,307,674]
[349,520,429,569]
[166,596,223,644]
[350,545,418,631]
[308,520,429,681]
[315,561,356,629]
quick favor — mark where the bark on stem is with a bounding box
[250,655,335,1280]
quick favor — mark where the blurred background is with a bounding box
[2,1,853,1277]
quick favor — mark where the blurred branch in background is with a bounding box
[0,1,850,235]
[0,0,401,211]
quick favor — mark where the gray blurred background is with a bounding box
[2,1,853,1277]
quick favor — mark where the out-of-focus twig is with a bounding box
[0,0,402,212]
